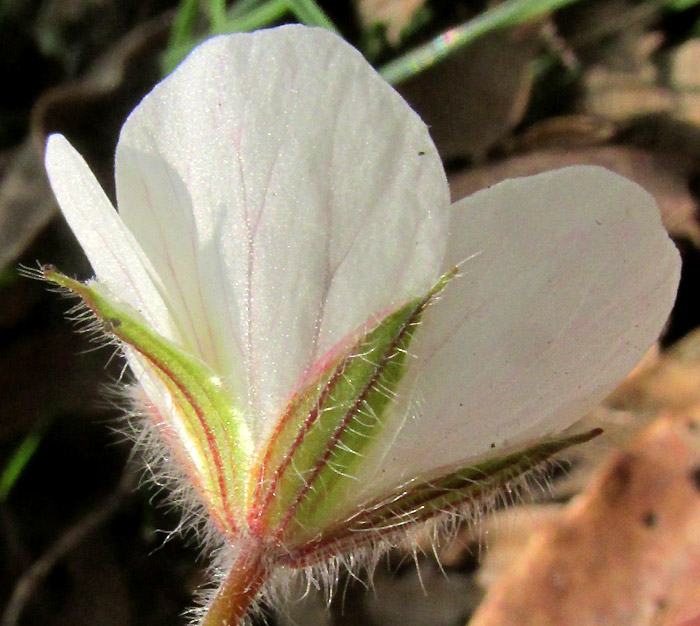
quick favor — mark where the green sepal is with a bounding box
[284,428,602,566]
[348,427,601,530]
[248,269,457,545]
[45,268,253,533]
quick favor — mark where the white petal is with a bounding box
[45,134,171,338]
[355,166,680,495]
[113,26,449,437]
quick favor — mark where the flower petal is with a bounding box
[113,26,449,437]
[354,166,680,496]
[44,134,171,338]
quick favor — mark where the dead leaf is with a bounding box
[559,0,661,72]
[669,39,700,89]
[565,0,671,123]
[611,327,700,415]
[583,70,674,121]
[398,28,539,162]
[0,14,170,275]
[356,0,426,44]
[510,114,616,152]
[668,39,700,127]
[432,505,562,581]
[470,415,700,626]
[0,141,56,273]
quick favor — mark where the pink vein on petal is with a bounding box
[133,157,207,358]
[87,218,154,321]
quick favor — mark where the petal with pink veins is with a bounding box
[353,166,681,499]
[113,26,450,439]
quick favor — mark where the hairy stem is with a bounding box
[201,549,269,626]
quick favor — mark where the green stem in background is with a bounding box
[168,0,201,55]
[200,550,270,626]
[164,0,338,74]
[227,0,267,19]
[209,0,229,31]
[0,418,48,501]
[287,0,339,32]
[379,0,584,84]
[218,0,287,33]
[665,0,700,10]
[0,267,19,289]
[163,0,287,73]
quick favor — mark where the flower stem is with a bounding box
[201,550,269,626]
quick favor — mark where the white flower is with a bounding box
[43,24,679,624]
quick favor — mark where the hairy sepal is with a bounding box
[44,268,253,535]
[283,428,602,566]
[248,270,457,547]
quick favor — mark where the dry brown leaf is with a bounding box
[399,28,539,161]
[432,504,562,580]
[669,39,700,127]
[583,71,674,121]
[611,327,700,415]
[0,14,170,275]
[356,0,426,44]
[469,414,700,626]
[583,32,700,129]
[560,0,660,72]
[475,506,563,589]
[0,141,56,273]
[562,0,665,122]
[511,114,616,151]
[572,7,671,123]
[670,39,700,88]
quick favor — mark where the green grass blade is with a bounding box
[288,0,339,32]
[164,0,288,74]
[0,423,45,501]
[208,0,228,30]
[0,268,18,289]
[665,0,700,9]
[218,0,288,33]
[169,0,202,51]
[379,0,584,84]
[228,0,268,19]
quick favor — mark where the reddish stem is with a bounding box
[200,549,269,626]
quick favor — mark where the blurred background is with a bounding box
[2,1,700,624]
